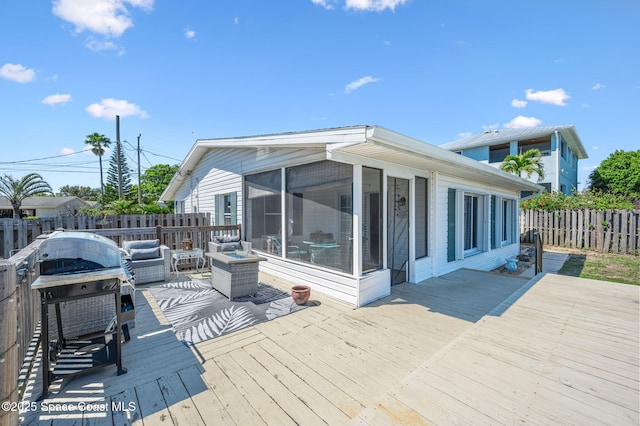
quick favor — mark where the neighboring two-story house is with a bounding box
[0,196,91,218]
[440,125,588,195]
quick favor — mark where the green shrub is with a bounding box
[521,190,635,211]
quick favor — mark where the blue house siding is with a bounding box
[440,126,587,195]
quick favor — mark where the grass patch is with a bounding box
[558,251,640,285]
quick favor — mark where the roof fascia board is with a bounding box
[560,127,588,159]
[161,126,369,200]
[365,127,543,192]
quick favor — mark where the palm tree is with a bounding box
[500,149,545,181]
[84,132,111,198]
[0,173,53,218]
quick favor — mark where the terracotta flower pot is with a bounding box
[291,285,311,305]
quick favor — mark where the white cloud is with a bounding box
[511,99,527,108]
[41,93,72,106]
[525,88,570,106]
[86,98,149,120]
[0,63,36,83]
[344,75,381,93]
[582,165,598,171]
[52,0,154,38]
[311,0,336,10]
[184,28,195,39]
[592,146,599,150]
[311,0,408,11]
[86,37,122,53]
[345,0,409,11]
[61,147,76,155]
[592,83,605,90]
[234,17,239,24]
[504,116,542,128]
[458,131,472,138]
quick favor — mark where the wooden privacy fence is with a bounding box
[1,213,213,259]
[521,209,639,254]
[0,238,42,426]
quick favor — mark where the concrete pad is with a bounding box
[520,250,570,278]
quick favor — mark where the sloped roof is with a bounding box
[0,196,89,209]
[161,125,542,200]
[440,125,588,159]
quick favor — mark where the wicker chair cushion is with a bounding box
[122,239,160,252]
[213,235,240,244]
[129,247,160,260]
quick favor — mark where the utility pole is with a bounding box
[137,134,142,206]
[116,115,123,199]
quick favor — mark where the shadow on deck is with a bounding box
[364,268,531,322]
[20,268,534,424]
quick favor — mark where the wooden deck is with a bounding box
[19,270,639,425]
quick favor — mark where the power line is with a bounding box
[1,142,183,178]
[0,148,94,164]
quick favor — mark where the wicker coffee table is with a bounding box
[207,251,266,300]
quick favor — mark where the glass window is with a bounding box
[415,177,428,258]
[464,194,479,251]
[244,170,281,252]
[286,160,353,273]
[215,192,237,225]
[502,199,515,244]
[362,167,383,272]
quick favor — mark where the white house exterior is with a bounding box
[439,125,588,195]
[0,196,91,218]
[161,126,541,307]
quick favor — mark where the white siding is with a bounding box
[174,147,326,218]
[434,173,520,277]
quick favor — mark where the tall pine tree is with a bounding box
[103,142,132,202]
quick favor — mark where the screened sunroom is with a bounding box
[244,160,383,277]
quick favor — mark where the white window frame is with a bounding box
[215,192,237,225]
[463,193,485,256]
[493,196,517,247]
[452,190,488,260]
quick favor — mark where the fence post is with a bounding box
[0,260,19,426]
[534,230,543,275]
[156,225,162,244]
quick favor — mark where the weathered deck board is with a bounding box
[19,270,639,425]
[177,364,234,425]
[350,273,640,425]
[157,372,206,425]
[215,351,296,425]
[255,338,365,418]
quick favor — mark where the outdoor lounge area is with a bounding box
[16,268,640,425]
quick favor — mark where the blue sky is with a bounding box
[1,0,638,193]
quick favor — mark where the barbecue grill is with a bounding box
[32,231,134,399]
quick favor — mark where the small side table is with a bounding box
[171,248,205,276]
